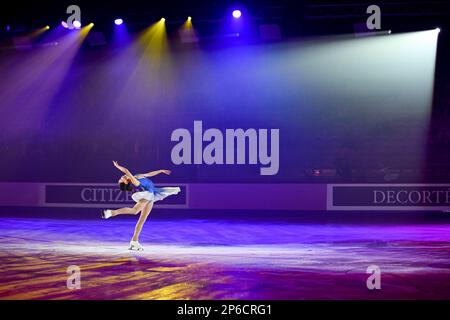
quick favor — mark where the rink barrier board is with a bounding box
[0,183,449,211]
[327,184,450,211]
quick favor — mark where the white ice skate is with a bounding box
[101,210,112,219]
[129,240,144,251]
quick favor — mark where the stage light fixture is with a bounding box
[232,10,242,19]
[61,21,69,28]
[114,18,123,26]
[73,20,81,29]
[161,18,166,22]
[435,28,441,34]
[187,16,192,21]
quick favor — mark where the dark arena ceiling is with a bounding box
[1,0,450,37]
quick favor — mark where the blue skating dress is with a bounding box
[131,177,180,203]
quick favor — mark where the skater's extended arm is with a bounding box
[113,161,140,186]
[136,170,171,178]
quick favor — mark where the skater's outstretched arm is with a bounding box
[113,161,140,186]
[136,169,171,178]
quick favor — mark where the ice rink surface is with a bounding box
[1,216,450,299]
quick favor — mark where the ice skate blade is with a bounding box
[128,246,144,251]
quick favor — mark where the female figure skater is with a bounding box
[102,161,180,251]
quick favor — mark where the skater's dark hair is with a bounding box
[119,182,133,192]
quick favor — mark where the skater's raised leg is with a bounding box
[102,199,148,219]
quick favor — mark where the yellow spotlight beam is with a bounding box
[114,18,175,112]
[137,19,169,65]
[78,23,94,40]
[181,16,193,30]
[27,25,51,39]
[179,16,198,44]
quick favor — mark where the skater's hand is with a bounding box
[161,170,171,175]
[113,161,127,173]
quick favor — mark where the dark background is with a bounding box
[0,0,449,184]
